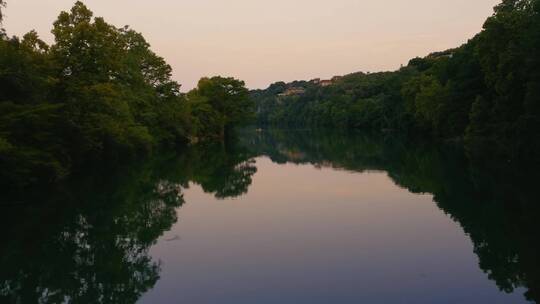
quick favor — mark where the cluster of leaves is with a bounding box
[187,76,254,140]
[252,72,410,131]
[252,0,540,164]
[0,1,253,189]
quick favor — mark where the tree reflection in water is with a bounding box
[0,129,538,303]
[241,129,540,303]
[0,141,257,303]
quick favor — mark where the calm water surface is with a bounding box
[0,130,537,303]
[140,158,526,304]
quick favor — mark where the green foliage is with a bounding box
[252,72,407,131]
[402,74,448,133]
[252,0,540,164]
[0,1,254,188]
[187,76,254,139]
[469,0,540,160]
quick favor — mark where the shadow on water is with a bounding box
[241,128,540,303]
[0,142,257,304]
[0,128,538,303]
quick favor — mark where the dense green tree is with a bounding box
[251,0,540,164]
[469,0,540,161]
[0,1,256,189]
[187,76,254,138]
[49,1,188,159]
[0,31,69,186]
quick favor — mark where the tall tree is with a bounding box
[1,1,196,188]
[188,76,254,138]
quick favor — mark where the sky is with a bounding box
[2,0,500,90]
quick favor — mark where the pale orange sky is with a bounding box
[3,0,500,90]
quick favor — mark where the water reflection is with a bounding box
[175,142,257,199]
[0,159,182,303]
[0,129,538,303]
[0,143,257,303]
[242,129,539,303]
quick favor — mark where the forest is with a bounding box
[1,1,539,302]
[0,1,254,189]
[251,0,540,165]
[2,0,539,189]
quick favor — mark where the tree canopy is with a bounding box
[0,1,254,189]
[251,0,540,165]
[187,76,254,139]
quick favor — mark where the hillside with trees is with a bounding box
[251,0,540,165]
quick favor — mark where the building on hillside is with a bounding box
[320,80,333,87]
[277,87,306,97]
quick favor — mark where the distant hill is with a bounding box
[250,0,540,166]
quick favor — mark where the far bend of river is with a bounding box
[0,129,538,304]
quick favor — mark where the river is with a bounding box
[0,129,537,303]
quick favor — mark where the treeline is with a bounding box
[251,0,540,164]
[0,1,253,188]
